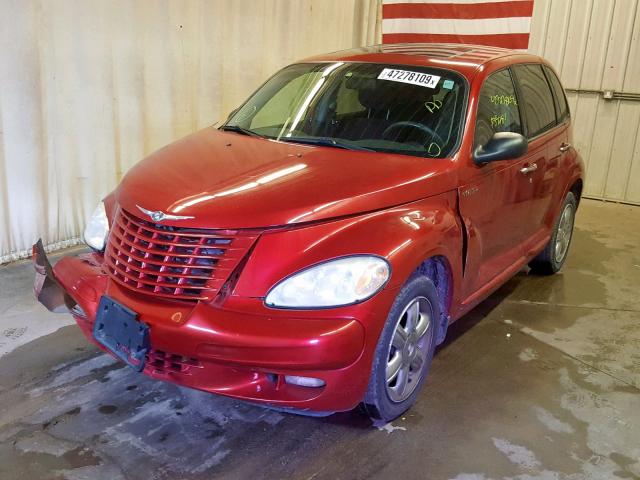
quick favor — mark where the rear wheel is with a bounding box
[362,275,439,421]
[529,191,576,274]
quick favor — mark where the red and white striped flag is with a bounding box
[382,0,534,50]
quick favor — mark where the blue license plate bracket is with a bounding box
[93,296,149,372]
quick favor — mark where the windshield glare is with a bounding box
[224,62,466,158]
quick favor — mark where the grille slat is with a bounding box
[118,212,239,239]
[106,255,226,281]
[105,209,258,301]
[146,349,203,375]
[114,219,235,249]
[108,243,235,271]
[110,228,241,259]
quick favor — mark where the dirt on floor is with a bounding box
[0,199,638,480]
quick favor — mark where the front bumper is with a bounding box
[33,242,392,412]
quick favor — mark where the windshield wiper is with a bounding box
[219,125,264,138]
[280,136,374,152]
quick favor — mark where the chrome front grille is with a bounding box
[104,208,258,301]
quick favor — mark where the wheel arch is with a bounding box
[411,255,453,345]
[570,177,583,205]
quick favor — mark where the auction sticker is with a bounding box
[378,68,441,88]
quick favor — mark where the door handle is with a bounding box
[520,163,538,175]
[559,143,571,152]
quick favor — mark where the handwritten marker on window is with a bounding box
[442,80,454,90]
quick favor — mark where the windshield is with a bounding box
[223,62,466,158]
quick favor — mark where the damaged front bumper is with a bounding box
[31,241,379,412]
[32,239,80,314]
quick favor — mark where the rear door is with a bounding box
[511,64,565,254]
[542,65,572,232]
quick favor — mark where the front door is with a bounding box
[458,68,532,299]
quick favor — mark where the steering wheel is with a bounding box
[382,121,445,156]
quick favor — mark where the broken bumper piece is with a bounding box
[32,239,77,314]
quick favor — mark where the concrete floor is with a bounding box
[0,198,638,480]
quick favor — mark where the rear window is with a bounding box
[543,65,570,123]
[513,64,557,138]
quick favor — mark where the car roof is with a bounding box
[302,43,542,78]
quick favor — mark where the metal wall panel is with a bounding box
[529,0,640,205]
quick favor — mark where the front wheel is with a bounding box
[529,191,577,275]
[362,275,439,421]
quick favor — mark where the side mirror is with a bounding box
[473,132,528,164]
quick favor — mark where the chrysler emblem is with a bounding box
[136,205,194,222]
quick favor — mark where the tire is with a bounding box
[529,191,577,275]
[362,275,440,422]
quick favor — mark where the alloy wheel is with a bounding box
[385,296,433,403]
[554,203,574,263]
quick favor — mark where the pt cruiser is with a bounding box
[34,44,584,421]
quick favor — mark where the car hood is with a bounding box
[115,128,458,229]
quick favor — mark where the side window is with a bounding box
[513,64,557,138]
[543,65,570,123]
[474,69,522,149]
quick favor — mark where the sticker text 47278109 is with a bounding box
[377,68,441,89]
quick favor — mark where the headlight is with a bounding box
[83,202,109,251]
[265,256,390,308]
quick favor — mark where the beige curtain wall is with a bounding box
[0,0,381,262]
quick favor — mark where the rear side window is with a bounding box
[543,65,570,123]
[474,69,522,149]
[513,64,557,138]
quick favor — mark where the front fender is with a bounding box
[233,191,463,302]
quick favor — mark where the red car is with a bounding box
[34,44,584,421]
